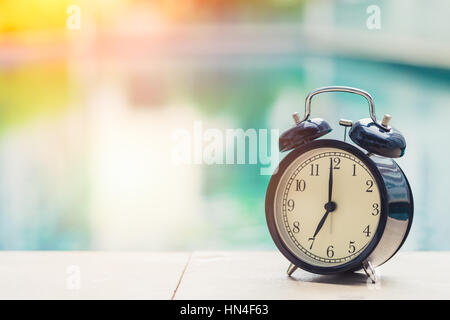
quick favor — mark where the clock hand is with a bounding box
[328,157,333,203]
[314,159,336,238]
[313,209,330,238]
[328,157,334,233]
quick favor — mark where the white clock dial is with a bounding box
[274,147,381,267]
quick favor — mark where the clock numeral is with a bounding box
[287,199,295,212]
[372,203,380,216]
[363,225,371,237]
[326,245,334,258]
[308,237,315,250]
[348,241,356,254]
[330,157,341,169]
[352,164,357,176]
[310,164,319,176]
[296,179,306,192]
[366,180,374,192]
[292,221,300,233]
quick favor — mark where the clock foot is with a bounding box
[287,263,298,276]
[362,260,377,283]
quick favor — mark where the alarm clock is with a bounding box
[265,86,413,283]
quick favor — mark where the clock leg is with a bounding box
[362,260,377,283]
[287,263,298,276]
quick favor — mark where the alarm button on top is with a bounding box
[349,117,406,158]
[279,115,332,152]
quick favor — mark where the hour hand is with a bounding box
[312,200,337,238]
[312,209,330,238]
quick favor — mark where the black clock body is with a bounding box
[265,139,413,275]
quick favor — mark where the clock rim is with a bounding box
[265,139,389,275]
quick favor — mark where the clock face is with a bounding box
[273,146,382,267]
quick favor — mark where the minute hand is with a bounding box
[328,157,333,203]
[328,157,333,233]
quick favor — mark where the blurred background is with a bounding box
[0,0,449,251]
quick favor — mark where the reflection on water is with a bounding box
[0,55,449,250]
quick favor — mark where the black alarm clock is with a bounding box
[265,86,413,283]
